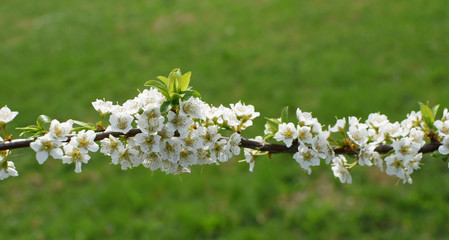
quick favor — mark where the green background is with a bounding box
[1,0,449,239]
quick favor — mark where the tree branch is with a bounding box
[0,128,443,157]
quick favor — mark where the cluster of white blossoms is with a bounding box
[0,106,20,180]
[26,88,260,175]
[261,107,449,184]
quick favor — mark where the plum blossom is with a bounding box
[274,123,298,147]
[49,119,73,141]
[0,161,19,180]
[0,106,18,126]
[331,155,352,184]
[62,144,91,173]
[30,134,63,164]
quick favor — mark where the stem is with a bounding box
[0,128,443,156]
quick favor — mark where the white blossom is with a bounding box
[135,88,165,107]
[293,143,320,174]
[92,99,114,116]
[108,111,134,134]
[159,138,184,163]
[297,126,313,144]
[100,135,125,157]
[392,138,420,163]
[179,97,204,119]
[435,120,449,136]
[134,132,161,153]
[30,134,63,164]
[274,123,298,147]
[329,118,346,133]
[0,161,19,180]
[0,106,18,125]
[166,111,194,137]
[366,113,388,128]
[70,130,99,153]
[49,119,73,141]
[439,136,449,155]
[198,126,221,148]
[296,109,317,126]
[331,156,352,184]
[227,133,242,156]
[62,144,91,173]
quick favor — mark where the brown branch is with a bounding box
[0,128,443,157]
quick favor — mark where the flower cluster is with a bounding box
[260,106,448,184]
[0,106,19,180]
[93,89,257,175]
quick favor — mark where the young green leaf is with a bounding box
[419,102,435,130]
[144,79,170,99]
[180,71,191,92]
[433,104,440,118]
[36,115,51,131]
[156,76,169,86]
[265,117,280,133]
[72,120,97,132]
[281,106,289,123]
[160,100,172,114]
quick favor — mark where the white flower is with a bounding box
[357,144,377,167]
[331,155,352,184]
[0,161,19,180]
[202,105,223,122]
[392,138,420,163]
[62,144,91,173]
[111,148,139,170]
[100,135,125,157]
[136,105,164,134]
[293,143,320,175]
[366,113,389,128]
[159,138,184,163]
[329,118,346,132]
[135,88,165,107]
[92,99,114,116]
[406,110,422,127]
[434,120,449,136]
[196,147,215,165]
[439,136,449,155]
[385,155,406,180]
[297,126,313,144]
[226,133,241,156]
[108,111,134,134]
[296,109,317,126]
[134,132,161,153]
[179,149,197,167]
[30,134,63,164]
[0,106,18,125]
[409,128,425,146]
[70,130,99,153]
[122,99,141,115]
[166,111,194,137]
[218,106,240,127]
[274,123,298,147]
[348,124,368,146]
[142,152,162,171]
[243,136,263,172]
[179,97,204,119]
[311,131,333,161]
[49,119,73,141]
[183,129,204,151]
[209,139,230,162]
[198,126,221,147]
[230,101,260,128]
[380,122,404,139]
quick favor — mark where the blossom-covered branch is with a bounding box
[1,68,449,184]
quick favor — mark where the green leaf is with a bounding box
[36,115,51,131]
[72,120,96,132]
[281,106,289,123]
[170,93,182,105]
[191,90,201,98]
[16,125,44,137]
[160,100,172,114]
[265,117,280,133]
[156,76,169,86]
[433,104,440,118]
[168,68,182,93]
[144,79,170,99]
[263,133,275,141]
[180,71,191,92]
[419,102,435,130]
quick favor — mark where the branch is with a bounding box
[1,128,442,156]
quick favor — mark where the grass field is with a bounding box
[1,0,449,239]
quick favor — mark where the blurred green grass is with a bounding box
[1,0,449,239]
